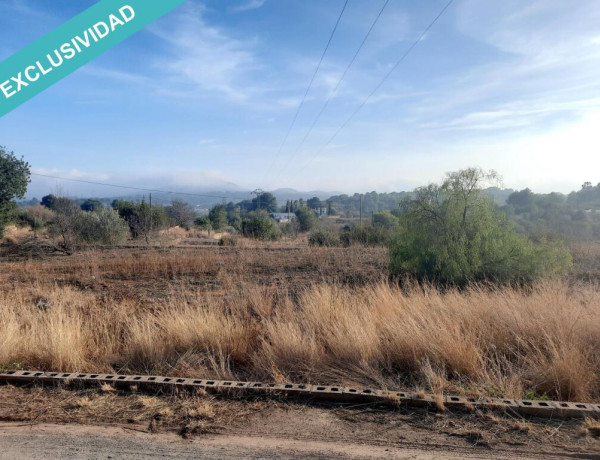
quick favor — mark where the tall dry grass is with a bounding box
[1,280,599,402]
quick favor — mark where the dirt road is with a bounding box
[0,422,571,459]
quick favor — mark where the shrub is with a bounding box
[49,198,81,250]
[17,204,54,237]
[309,228,341,247]
[50,199,129,249]
[194,216,213,232]
[281,220,300,238]
[75,207,130,245]
[340,224,393,247]
[389,168,572,286]
[241,212,281,241]
[112,200,169,240]
[219,235,238,246]
[372,211,399,230]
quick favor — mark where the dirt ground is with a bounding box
[0,385,598,458]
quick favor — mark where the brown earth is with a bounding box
[0,385,598,459]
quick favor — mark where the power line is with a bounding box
[295,0,455,176]
[31,173,229,200]
[275,0,391,179]
[261,0,349,184]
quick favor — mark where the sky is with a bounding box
[1,0,599,198]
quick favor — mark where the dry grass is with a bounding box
[0,384,224,434]
[582,417,600,437]
[1,246,387,286]
[1,267,599,402]
[570,242,600,283]
[2,225,33,244]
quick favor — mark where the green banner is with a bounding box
[0,0,186,118]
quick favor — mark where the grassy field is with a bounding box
[1,232,599,403]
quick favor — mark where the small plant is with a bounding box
[524,390,549,400]
[0,362,23,372]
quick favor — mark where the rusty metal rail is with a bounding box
[1,370,599,419]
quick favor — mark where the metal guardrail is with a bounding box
[1,370,599,419]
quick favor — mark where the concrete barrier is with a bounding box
[1,370,598,419]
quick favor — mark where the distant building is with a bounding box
[271,212,294,222]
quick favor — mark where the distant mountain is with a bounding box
[269,188,342,203]
[24,176,515,210]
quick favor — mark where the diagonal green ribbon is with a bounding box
[0,0,186,118]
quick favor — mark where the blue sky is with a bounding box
[1,0,599,198]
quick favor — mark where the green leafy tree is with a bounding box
[208,204,228,230]
[41,194,57,210]
[194,216,213,233]
[0,147,30,237]
[294,206,317,232]
[81,199,104,212]
[112,199,169,240]
[307,197,322,209]
[390,168,572,286]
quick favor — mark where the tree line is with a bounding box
[0,145,575,286]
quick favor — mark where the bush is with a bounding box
[294,206,317,232]
[80,199,104,212]
[50,199,129,249]
[340,224,393,247]
[389,168,572,286]
[281,220,300,238]
[241,212,281,241]
[309,228,341,247]
[112,200,169,239]
[219,235,238,246]
[17,204,54,236]
[194,216,213,233]
[75,207,130,245]
[372,211,399,230]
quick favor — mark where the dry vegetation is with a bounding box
[1,241,599,403]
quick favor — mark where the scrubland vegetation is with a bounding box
[0,253,598,402]
[1,152,599,405]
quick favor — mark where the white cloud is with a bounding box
[229,0,265,13]
[150,4,259,101]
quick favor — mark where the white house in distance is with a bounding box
[271,212,293,222]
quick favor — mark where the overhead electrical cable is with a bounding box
[31,173,230,200]
[294,0,455,176]
[261,0,349,184]
[274,0,391,179]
